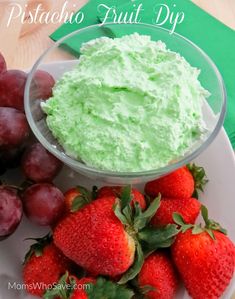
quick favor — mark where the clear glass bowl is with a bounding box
[24,23,226,184]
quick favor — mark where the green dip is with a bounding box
[42,33,209,172]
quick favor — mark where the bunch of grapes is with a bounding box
[0,52,64,240]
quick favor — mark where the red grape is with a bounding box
[0,107,30,150]
[22,183,64,226]
[0,52,6,74]
[31,70,55,100]
[0,70,27,111]
[21,143,62,182]
[0,187,23,240]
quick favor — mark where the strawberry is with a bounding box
[151,197,201,227]
[70,289,87,299]
[23,234,71,297]
[64,186,91,213]
[70,277,94,299]
[172,206,235,299]
[145,164,208,199]
[97,186,146,210]
[64,188,81,212]
[54,196,135,277]
[44,273,133,299]
[138,252,178,299]
[71,292,86,299]
[70,290,87,299]
[53,187,179,283]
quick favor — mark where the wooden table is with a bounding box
[0,0,234,70]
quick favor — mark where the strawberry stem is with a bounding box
[201,205,227,235]
[187,163,208,198]
[92,185,98,199]
[173,206,227,240]
[113,187,179,283]
[43,271,70,299]
[120,185,133,210]
[87,277,134,298]
[118,241,144,285]
[71,186,92,213]
[23,233,52,264]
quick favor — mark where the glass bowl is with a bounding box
[24,23,226,184]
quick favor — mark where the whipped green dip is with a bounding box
[42,33,209,172]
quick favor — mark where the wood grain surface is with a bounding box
[0,0,234,70]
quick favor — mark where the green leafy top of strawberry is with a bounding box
[71,186,92,213]
[63,185,179,284]
[24,233,52,264]
[173,205,227,240]
[43,272,134,299]
[43,271,75,299]
[187,163,208,198]
[113,186,179,284]
[86,277,134,299]
[129,278,156,298]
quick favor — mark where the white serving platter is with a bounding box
[0,59,234,298]
[0,126,235,299]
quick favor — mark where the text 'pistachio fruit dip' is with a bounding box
[42,33,209,172]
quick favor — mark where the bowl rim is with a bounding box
[24,22,227,178]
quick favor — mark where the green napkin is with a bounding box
[50,0,235,148]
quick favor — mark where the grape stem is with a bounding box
[0,179,34,194]
[0,183,24,192]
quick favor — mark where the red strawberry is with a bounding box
[53,188,178,283]
[54,196,135,277]
[70,289,87,299]
[172,207,235,299]
[145,164,208,199]
[138,252,178,299]
[151,197,201,227]
[64,188,80,212]
[145,166,194,199]
[70,277,94,299]
[97,186,146,209]
[23,235,71,297]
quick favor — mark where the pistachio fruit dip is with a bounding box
[42,33,209,172]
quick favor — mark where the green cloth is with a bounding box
[50,0,235,147]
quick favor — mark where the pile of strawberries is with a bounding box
[22,164,235,299]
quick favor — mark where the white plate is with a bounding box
[0,127,234,299]
[0,62,234,299]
